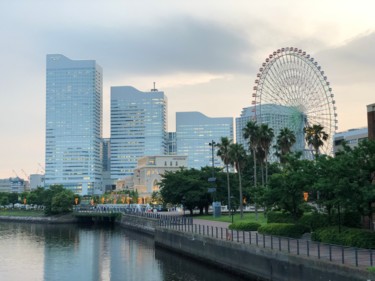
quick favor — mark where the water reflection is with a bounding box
[0,222,254,281]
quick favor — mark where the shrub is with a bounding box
[298,213,330,231]
[229,222,261,231]
[312,226,375,248]
[258,223,308,238]
[267,211,294,223]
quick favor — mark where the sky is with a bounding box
[0,0,374,179]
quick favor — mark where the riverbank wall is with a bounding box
[2,213,374,281]
[0,215,77,224]
[154,228,375,281]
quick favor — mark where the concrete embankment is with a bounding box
[154,227,375,281]
[0,215,77,224]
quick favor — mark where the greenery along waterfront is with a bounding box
[1,125,374,248]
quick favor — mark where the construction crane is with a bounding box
[12,169,19,178]
[21,169,29,180]
[38,163,45,174]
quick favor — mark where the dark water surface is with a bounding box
[0,222,253,281]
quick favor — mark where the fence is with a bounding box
[162,220,374,269]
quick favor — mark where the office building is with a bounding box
[167,132,177,155]
[334,128,368,153]
[0,177,27,193]
[368,103,375,140]
[29,174,45,190]
[110,86,167,180]
[176,111,233,169]
[45,54,103,195]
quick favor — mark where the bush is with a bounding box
[258,223,308,238]
[267,211,294,223]
[298,213,330,231]
[312,226,375,248]
[229,222,261,231]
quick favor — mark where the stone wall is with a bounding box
[155,228,375,281]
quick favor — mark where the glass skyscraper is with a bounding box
[176,112,233,169]
[45,54,103,195]
[110,86,167,180]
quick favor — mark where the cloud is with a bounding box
[37,17,255,77]
[314,31,375,84]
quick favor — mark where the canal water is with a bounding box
[0,222,254,281]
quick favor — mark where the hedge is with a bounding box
[311,226,375,249]
[228,222,261,231]
[267,211,294,223]
[258,223,308,238]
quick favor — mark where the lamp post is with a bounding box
[181,196,186,216]
[209,140,219,217]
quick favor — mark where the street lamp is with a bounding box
[209,140,219,217]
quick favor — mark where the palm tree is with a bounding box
[275,127,296,164]
[304,124,329,158]
[229,143,246,219]
[216,137,232,215]
[243,121,260,220]
[258,124,274,184]
[243,121,260,187]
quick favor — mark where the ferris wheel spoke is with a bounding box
[252,47,337,156]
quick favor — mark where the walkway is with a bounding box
[168,217,374,269]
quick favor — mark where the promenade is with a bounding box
[175,216,374,269]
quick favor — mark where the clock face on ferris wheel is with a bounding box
[252,47,338,157]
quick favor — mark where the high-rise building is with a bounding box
[110,86,167,180]
[167,132,177,155]
[334,128,368,154]
[368,103,375,140]
[236,104,306,161]
[176,111,233,169]
[45,54,103,195]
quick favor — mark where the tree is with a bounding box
[229,143,247,219]
[264,153,315,221]
[216,137,233,214]
[243,121,260,188]
[258,123,274,184]
[275,127,296,164]
[51,189,75,213]
[159,168,212,215]
[304,124,328,158]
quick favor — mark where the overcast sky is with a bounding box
[1,0,374,178]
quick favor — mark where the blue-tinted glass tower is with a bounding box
[45,54,103,195]
[110,86,167,180]
[176,112,233,169]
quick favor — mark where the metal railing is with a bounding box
[162,220,374,269]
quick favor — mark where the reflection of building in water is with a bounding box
[116,155,187,200]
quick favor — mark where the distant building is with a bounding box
[334,128,368,153]
[0,177,27,193]
[368,103,375,140]
[29,174,45,190]
[236,104,307,161]
[101,138,113,192]
[116,155,187,201]
[110,86,167,181]
[167,132,177,155]
[45,54,103,195]
[176,111,233,169]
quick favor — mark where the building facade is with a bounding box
[368,103,375,140]
[167,132,177,155]
[334,127,368,153]
[0,177,27,193]
[131,155,187,200]
[110,86,167,181]
[29,174,45,190]
[176,111,233,169]
[45,54,103,195]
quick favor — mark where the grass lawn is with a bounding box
[0,210,45,217]
[196,212,267,225]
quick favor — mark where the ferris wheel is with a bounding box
[252,47,338,158]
